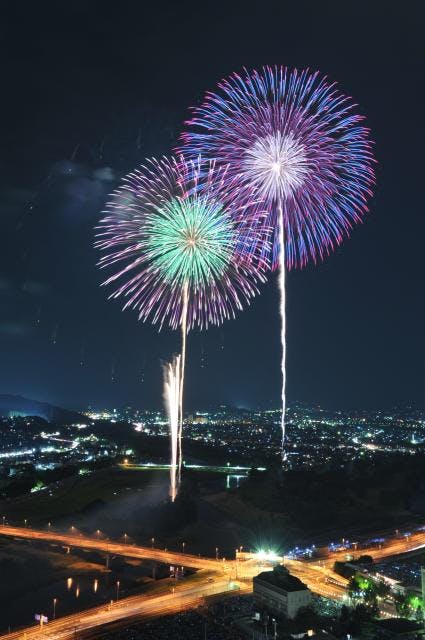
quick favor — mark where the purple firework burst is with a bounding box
[179,66,376,269]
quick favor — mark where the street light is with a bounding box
[215,547,219,560]
[182,542,186,553]
[124,533,128,544]
[116,581,120,601]
[53,598,57,620]
[24,519,27,528]
[151,537,155,548]
[2,516,5,526]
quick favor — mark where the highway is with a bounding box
[2,575,242,640]
[0,525,347,597]
[285,559,348,600]
[1,523,424,638]
[319,529,425,568]
[286,527,425,600]
[0,525,221,570]
[0,524,349,638]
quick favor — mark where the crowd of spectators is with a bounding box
[103,596,253,639]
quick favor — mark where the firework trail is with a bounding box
[98,137,106,161]
[163,355,180,501]
[178,282,188,483]
[110,360,117,383]
[179,66,375,457]
[140,355,146,383]
[95,155,268,496]
[70,143,80,161]
[35,305,42,327]
[277,204,286,451]
[52,323,59,345]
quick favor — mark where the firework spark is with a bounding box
[163,355,180,502]
[179,66,375,453]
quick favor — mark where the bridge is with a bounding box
[1,523,425,639]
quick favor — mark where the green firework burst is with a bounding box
[146,195,234,289]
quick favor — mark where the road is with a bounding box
[285,559,348,600]
[2,576,242,640]
[319,529,425,568]
[1,523,424,638]
[286,527,425,600]
[0,524,348,638]
[0,525,221,570]
[0,525,347,597]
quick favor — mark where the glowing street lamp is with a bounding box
[116,581,120,601]
[151,537,155,548]
[53,598,57,620]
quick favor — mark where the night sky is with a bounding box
[1,1,424,411]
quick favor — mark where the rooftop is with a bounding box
[254,565,309,593]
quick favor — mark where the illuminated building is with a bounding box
[253,565,311,619]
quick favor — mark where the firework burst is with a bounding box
[95,156,267,331]
[179,66,375,269]
[179,67,375,453]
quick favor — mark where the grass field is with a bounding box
[0,466,164,524]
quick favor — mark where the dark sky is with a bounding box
[1,1,424,411]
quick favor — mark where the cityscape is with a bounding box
[1,2,424,640]
[2,400,425,637]
[3,403,425,474]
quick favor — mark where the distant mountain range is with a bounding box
[0,395,83,423]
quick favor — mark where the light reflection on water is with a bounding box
[226,474,247,489]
